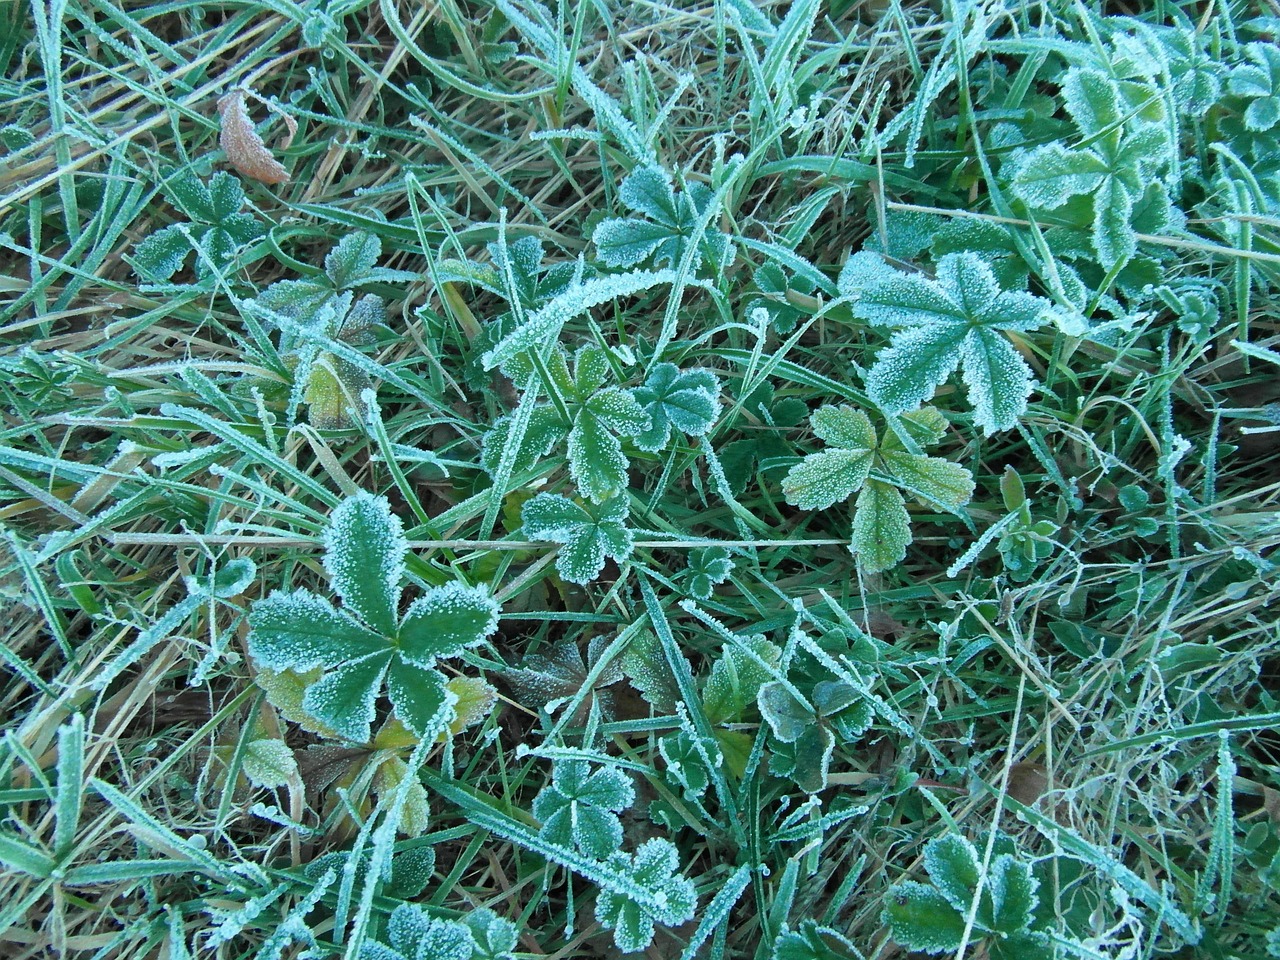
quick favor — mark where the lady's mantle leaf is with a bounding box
[248,590,386,672]
[399,582,501,667]
[360,903,476,960]
[594,837,698,953]
[592,165,734,273]
[132,172,262,281]
[324,491,406,636]
[521,493,634,584]
[685,545,734,600]
[703,636,780,724]
[630,363,722,453]
[464,909,519,960]
[855,253,1049,435]
[248,494,501,742]
[781,406,875,510]
[533,760,635,860]
[302,651,393,742]
[882,881,967,954]
[569,386,649,503]
[852,480,911,574]
[1229,43,1280,132]
[781,405,973,573]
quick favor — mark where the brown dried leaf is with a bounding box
[217,88,289,185]
[1005,761,1050,806]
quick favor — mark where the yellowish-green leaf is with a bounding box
[852,480,911,573]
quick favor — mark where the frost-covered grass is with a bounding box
[2,0,1280,958]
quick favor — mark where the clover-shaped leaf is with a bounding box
[629,363,722,453]
[684,545,733,600]
[759,679,871,793]
[1230,43,1280,132]
[521,493,634,585]
[883,833,1044,958]
[257,232,416,319]
[593,165,734,273]
[847,253,1051,434]
[703,636,780,725]
[481,345,648,503]
[1010,68,1174,268]
[132,171,263,282]
[772,920,865,960]
[594,838,698,954]
[248,493,500,743]
[658,729,712,800]
[360,903,476,960]
[533,760,635,860]
[781,405,974,573]
[463,909,519,960]
[718,379,808,495]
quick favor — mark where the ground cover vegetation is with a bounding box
[1,0,1279,956]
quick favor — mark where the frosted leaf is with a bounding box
[757,682,812,743]
[217,88,289,185]
[1230,43,1280,131]
[254,666,337,737]
[855,253,1048,434]
[482,268,676,371]
[629,363,721,453]
[241,739,299,789]
[836,251,900,299]
[570,386,649,503]
[923,834,981,914]
[247,589,386,671]
[658,730,711,800]
[592,166,734,273]
[781,405,876,510]
[703,636,780,724]
[882,881,966,954]
[619,166,678,222]
[533,761,634,860]
[386,663,456,739]
[503,636,623,720]
[772,920,864,960]
[1061,67,1123,138]
[360,941,402,960]
[594,838,697,953]
[372,755,432,837]
[620,630,681,712]
[256,233,412,322]
[881,450,974,511]
[851,480,911,574]
[684,546,733,601]
[323,492,407,636]
[521,493,633,584]
[386,845,436,899]
[301,652,393,743]
[1010,143,1109,209]
[463,909,519,960]
[441,676,499,738]
[326,233,382,289]
[479,406,567,479]
[132,172,262,281]
[1092,176,1136,269]
[398,582,501,667]
[303,356,371,430]
[988,853,1038,934]
[188,556,256,599]
[1010,67,1173,271]
[370,904,475,960]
